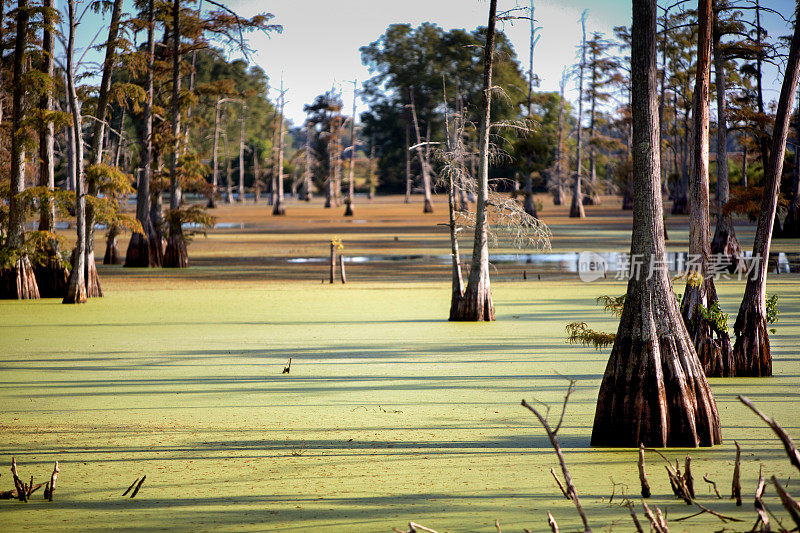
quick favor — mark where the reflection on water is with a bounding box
[286,251,800,274]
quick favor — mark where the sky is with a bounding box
[69,0,795,126]
[224,0,794,126]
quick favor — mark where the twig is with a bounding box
[551,467,569,499]
[625,499,644,533]
[641,500,669,533]
[754,470,770,531]
[522,380,591,533]
[546,511,559,532]
[703,474,722,498]
[772,476,800,529]
[739,395,800,474]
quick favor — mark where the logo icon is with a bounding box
[578,251,607,282]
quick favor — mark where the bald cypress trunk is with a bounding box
[34,0,69,297]
[591,0,721,447]
[273,87,286,215]
[238,102,247,204]
[125,0,157,267]
[1,0,39,299]
[680,0,733,377]
[570,15,587,219]
[710,4,743,268]
[81,0,122,296]
[409,90,434,214]
[62,0,86,304]
[163,0,188,268]
[451,0,497,322]
[344,87,356,217]
[732,4,800,377]
[782,108,800,237]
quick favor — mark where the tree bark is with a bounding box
[451,0,497,322]
[63,0,86,304]
[591,0,721,447]
[732,4,800,377]
[125,0,157,267]
[710,3,743,268]
[570,14,587,218]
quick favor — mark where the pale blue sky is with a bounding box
[70,0,794,126]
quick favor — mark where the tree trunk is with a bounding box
[781,107,800,237]
[33,0,68,297]
[672,106,691,214]
[404,122,412,203]
[710,4,743,268]
[125,0,157,267]
[0,0,40,300]
[238,102,246,203]
[303,124,312,201]
[409,90,434,213]
[570,15,587,218]
[451,0,497,322]
[163,0,187,268]
[63,0,86,304]
[680,0,733,378]
[741,136,748,188]
[732,5,800,377]
[591,0,721,447]
[103,225,121,265]
[273,89,286,215]
[344,85,356,217]
[81,0,122,297]
[207,97,221,208]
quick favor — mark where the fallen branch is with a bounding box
[703,473,722,498]
[625,499,644,533]
[46,461,59,502]
[641,500,668,533]
[547,511,558,532]
[551,467,569,499]
[392,522,439,533]
[684,455,695,498]
[772,475,800,529]
[732,441,742,506]
[739,395,800,473]
[754,470,770,531]
[522,381,591,532]
[639,444,651,498]
[11,457,26,502]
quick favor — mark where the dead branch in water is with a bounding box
[522,380,591,532]
[739,395,800,474]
